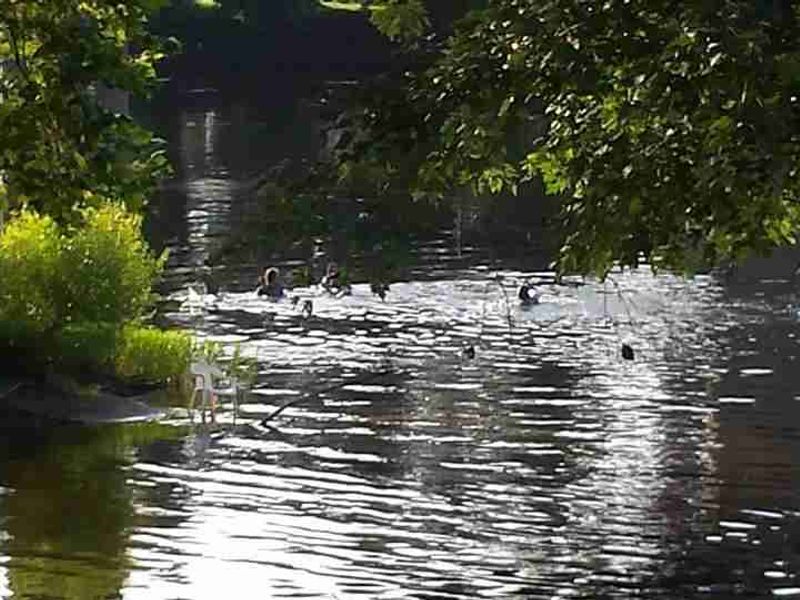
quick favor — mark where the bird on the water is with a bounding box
[621,343,635,361]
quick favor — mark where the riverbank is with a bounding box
[0,376,165,425]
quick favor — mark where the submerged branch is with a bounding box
[260,368,393,424]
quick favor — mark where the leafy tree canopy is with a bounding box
[0,0,171,223]
[324,0,800,276]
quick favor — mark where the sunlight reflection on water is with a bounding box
[104,266,756,598]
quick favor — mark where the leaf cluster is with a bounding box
[222,158,449,287]
[0,0,171,223]
[327,0,800,276]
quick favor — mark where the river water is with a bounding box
[2,88,800,599]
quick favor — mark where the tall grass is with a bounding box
[115,326,193,384]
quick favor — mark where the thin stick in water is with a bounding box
[260,369,393,424]
[493,275,515,343]
[0,381,22,400]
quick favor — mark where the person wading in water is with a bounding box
[256,267,285,300]
[320,262,351,297]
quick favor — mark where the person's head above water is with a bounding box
[518,282,539,305]
[265,267,279,285]
[325,262,339,278]
[257,266,284,298]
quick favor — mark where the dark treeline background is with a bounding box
[149,1,492,88]
[151,1,389,89]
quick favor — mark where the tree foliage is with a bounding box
[0,0,171,223]
[326,0,800,276]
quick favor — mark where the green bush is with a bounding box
[54,322,119,373]
[0,206,187,384]
[114,325,193,384]
[60,205,165,324]
[0,211,61,341]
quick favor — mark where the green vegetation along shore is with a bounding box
[0,1,191,393]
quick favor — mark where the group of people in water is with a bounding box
[238,267,639,361]
[256,262,352,300]
[256,262,541,308]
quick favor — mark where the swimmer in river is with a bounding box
[518,282,540,306]
[256,267,285,300]
[320,262,351,297]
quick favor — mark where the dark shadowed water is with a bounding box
[3,89,800,599]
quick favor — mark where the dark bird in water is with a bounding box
[370,281,390,301]
[518,283,540,306]
[301,299,313,318]
[621,343,635,361]
[462,344,476,360]
[290,295,300,306]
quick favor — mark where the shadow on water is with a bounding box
[0,423,185,599]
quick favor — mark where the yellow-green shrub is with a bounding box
[0,206,188,383]
[114,325,192,384]
[60,205,165,324]
[0,212,61,341]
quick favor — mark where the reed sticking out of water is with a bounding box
[0,381,22,400]
[495,275,515,339]
[605,276,640,360]
[606,275,639,328]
